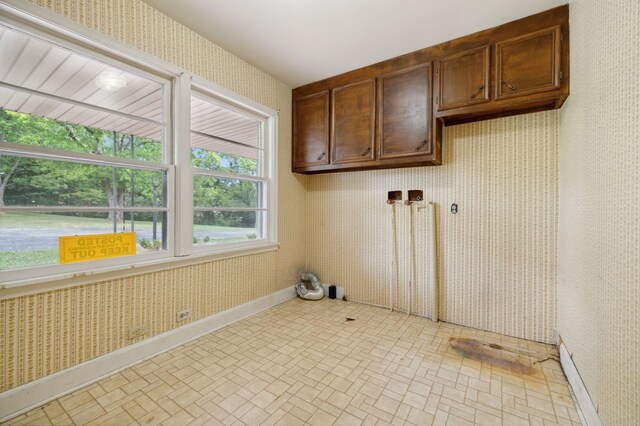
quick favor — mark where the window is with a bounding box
[0,8,277,285]
[190,91,268,249]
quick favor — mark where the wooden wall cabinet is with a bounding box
[292,5,568,174]
[437,46,490,111]
[378,64,433,160]
[293,68,437,174]
[434,21,568,125]
[330,79,376,166]
[495,26,562,100]
[292,91,329,171]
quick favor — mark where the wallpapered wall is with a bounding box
[307,111,558,344]
[0,0,562,392]
[8,7,636,423]
[0,0,308,392]
[558,0,639,424]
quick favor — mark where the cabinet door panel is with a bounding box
[331,79,376,164]
[293,91,329,168]
[437,46,490,111]
[496,26,561,100]
[378,64,432,159]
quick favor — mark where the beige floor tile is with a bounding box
[238,405,269,424]
[287,405,314,422]
[359,381,384,400]
[6,299,581,426]
[335,410,363,425]
[88,407,136,426]
[218,393,247,414]
[69,402,107,425]
[273,412,305,426]
[307,408,338,425]
[5,410,50,426]
[327,390,352,410]
[46,413,73,425]
[251,389,278,409]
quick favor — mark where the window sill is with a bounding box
[0,242,279,299]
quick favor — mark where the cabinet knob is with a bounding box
[316,151,326,161]
[470,84,485,99]
[502,81,517,91]
[361,147,372,156]
[415,140,428,151]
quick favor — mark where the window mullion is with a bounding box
[174,73,193,257]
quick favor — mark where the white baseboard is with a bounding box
[0,286,297,423]
[559,343,602,426]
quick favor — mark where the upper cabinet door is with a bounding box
[437,46,490,111]
[495,26,562,100]
[378,63,433,159]
[331,79,376,164]
[292,91,330,169]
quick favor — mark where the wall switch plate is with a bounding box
[128,324,149,340]
[176,308,192,322]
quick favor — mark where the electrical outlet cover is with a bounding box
[128,325,149,340]
[176,308,192,322]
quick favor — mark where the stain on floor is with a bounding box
[448,337,550,374]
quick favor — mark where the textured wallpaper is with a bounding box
[8,6,634,421]
[307,111,559,344]
[0,0,308,392]
[558,0,640,424]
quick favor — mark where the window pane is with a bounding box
[0,155,166,208]
[193,210,260,246]
[189,90,270,249]
[190,140,258,176]
[0,211,166,271]
[0,109,163,162]
[0,24,164,157]
[191,95,260,147]
[193,175,259,209]
[190,93,261,176]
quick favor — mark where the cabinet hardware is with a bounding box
[415,140,428,151]
[470,85,485,99]
[502,81,517,91]
[362,147,372,156]
[317,151,326,161]
[560,71,563,81]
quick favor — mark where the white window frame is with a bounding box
[0,1,278,291]
[185,80,278,257]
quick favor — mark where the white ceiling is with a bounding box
[142,0,567,88]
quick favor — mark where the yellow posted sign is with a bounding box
[59,232,137,264]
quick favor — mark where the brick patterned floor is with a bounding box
[6,298,581,425]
